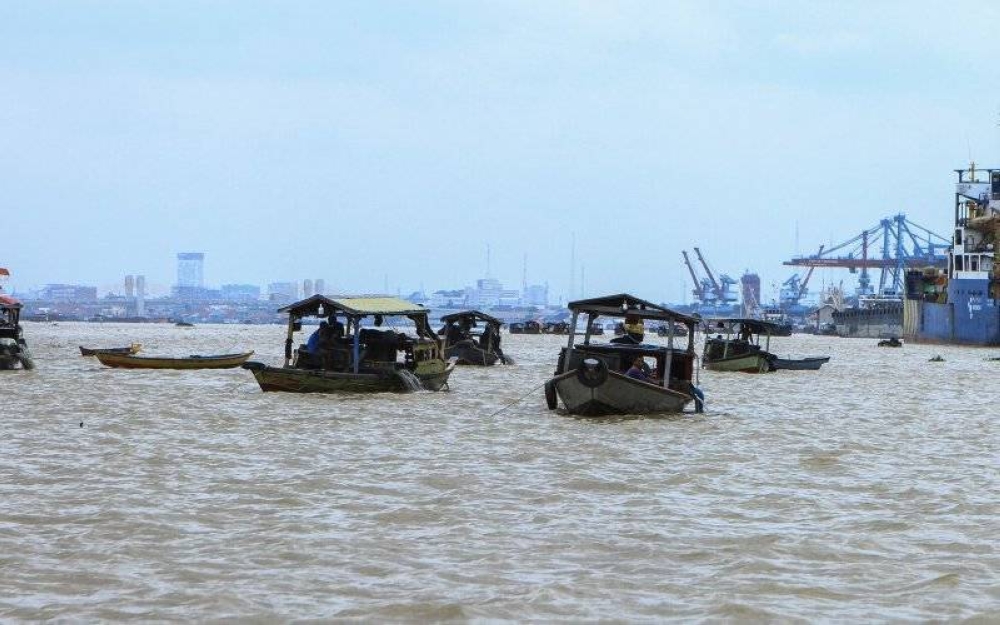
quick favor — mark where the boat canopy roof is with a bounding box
[567,293,697,325]
[279,294,428,318]
[0,294,22,309]
[439,310,503,326]
[706,317,784,334]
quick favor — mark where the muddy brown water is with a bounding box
[3,322,999,620]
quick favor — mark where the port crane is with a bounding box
[681,248,738,308]
[779,245,824,309]
[784,214,949,296]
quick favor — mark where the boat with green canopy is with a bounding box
[702,318,829,373]
[702,318,779,373]
[242,294,456,393]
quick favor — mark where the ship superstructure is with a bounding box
[904,164,1000,344]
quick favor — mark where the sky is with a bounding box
[3,1,1000,303]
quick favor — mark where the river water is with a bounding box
[3,322,1000,621]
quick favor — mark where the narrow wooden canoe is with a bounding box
[769,356,830,371]
[80,343,141,356]
[94,351,254,369]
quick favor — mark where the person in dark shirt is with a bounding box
[626,356,651,382]
[306,321,329,354]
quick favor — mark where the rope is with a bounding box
[487,380,548,418]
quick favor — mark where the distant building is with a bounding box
[429,289,466,308]
[406,291,429,305]
[268,282,299,303]
[40,284,98,302]
[124,275,135,298]
[303,279,314,298]
[314,279,325,296]
[221,284,261,302]
[176,253,204,288]
[523,284,549,307]
[174,252,207,301]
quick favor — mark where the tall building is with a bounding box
[124,275,135,298]
[303,279,314,298]
[314,279,325,296]
[174,252,206,301]
[176,253,204,288]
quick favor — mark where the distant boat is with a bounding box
[769,356,830,371]
[175,321,195,327]
[702,318,779,373]
[80,343,141,357]
[94,351,253,369]
[654,323,689,338]
[703,318,829,373]
[439,310,509,366]
[0,292,33,370]
[508,319,541,334]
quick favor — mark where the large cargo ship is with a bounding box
[904,165,1000,345]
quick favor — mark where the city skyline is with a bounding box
[5,3,998,305]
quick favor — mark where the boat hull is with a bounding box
[445,342,501,366]
[549,369,692,416]
[769,356,829,371]
[0,339,33,370]
[95,351,254,369]
[703,351,772,373]
[242,360,456,393]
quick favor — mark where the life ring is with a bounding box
[575,357,608,388]
[544,380,558,410]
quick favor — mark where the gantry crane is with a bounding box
[784,214,949,296]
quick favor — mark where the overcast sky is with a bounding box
[3,1,999,303]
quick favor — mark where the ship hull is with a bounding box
[904,280,1000,346]
[832,306,902,339]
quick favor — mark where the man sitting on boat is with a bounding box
[478,322,506,364]
[305,321,329,355]
[626,356,657,383]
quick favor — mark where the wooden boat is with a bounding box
[242,294,456,393]
[0,292,33,370]
[702,318,779,373]
[878,337,903,347]
[544,293,704,416]
[174,321,195,327]
[543,320,570,335]
[702,318,829,373]
[80,343,141,357]
[508,319,542,334]
[769,356,830,371]
[94,351,253,369]
[439,310,509,366]
[655,323,689,338]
